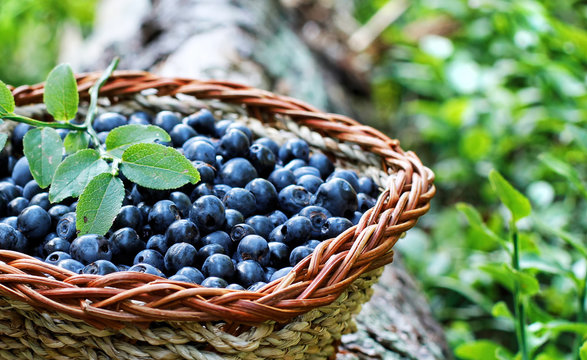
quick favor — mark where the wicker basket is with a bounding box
[0,72,435,360]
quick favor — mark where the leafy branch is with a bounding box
[0,59,200,236]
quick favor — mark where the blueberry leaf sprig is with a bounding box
[0,59,200,236]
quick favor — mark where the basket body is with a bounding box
[0,73,435,359]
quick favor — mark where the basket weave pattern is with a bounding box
[0,72,435,359]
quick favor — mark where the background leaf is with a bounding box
[0,80,15,115]
[455,340,512,360]
[23,127,64,188]
[0,133,7,150]
[63,130,89,154]
[105,124,171,157]
[580,340,587,360]
[76,173,124,236]
[43,63,78,121]
[489,170,532,222]
[539,153,587,199]
[120,143,199,190]
[49,149,109,203]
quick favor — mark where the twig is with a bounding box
[348,0,409,52]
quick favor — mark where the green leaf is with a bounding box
[43,64,79,121]
[479,263,540,296]
[105,125,171,157]
[49,149,110,203]
[489,170,531,222]
[23,128,64,188]
[455,340,512,360]
[580,340,587,360]
[63,130,90,154]
[539,153,587,199]
[491,301,513,319]
[120,143,200,190]
[0,133,7,151]
[456,202,508,249]
[0,80,15,115]
[76,173,124,236]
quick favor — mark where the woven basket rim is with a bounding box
[0,71,436,329]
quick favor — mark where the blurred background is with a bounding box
[2,0,586,358]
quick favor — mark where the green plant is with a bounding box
[0,59,199,236]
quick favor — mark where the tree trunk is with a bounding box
[61,1,450,358]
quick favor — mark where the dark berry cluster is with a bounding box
[0,109,380,290]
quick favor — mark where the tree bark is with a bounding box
[61,1,450,358]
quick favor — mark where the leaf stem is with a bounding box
[2,114,85,130]
[511,220,529,360]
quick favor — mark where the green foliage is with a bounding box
[0,60,200,236]
[357,0,587,358]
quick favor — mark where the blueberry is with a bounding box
[153,111,181,133]
[43,237,70,256]
[168,274,192,283]
[47,205,70,226]
[168,192,191,217]
[137,202,151,220]
[83,260,118,275]
[0,216,17,229]
[321,217,354,239]
[29,192,50,210]
[253,138,279,157]
[146,234,168,255]
[268,242,289,268]
[236,235,269,265]
[214,119,234,138]
[230,224,256,244]
[11,157,33,187]
[109,227,145,264]
[327,170,360,194]
[93,112,127,132]
[303,240,321,249]
[357,193,377,213]
[190,183,215,200]
[226,123,253,142]
[235,260,265,288]
[56,212,77,241]
[165,219,200,247]
[70,234,112,265]
[294,166,321,179]
[264,268,276,282]
[184,141,216,164]
[213,184,232,199]
[164,243,197,274]
[118,264,131,271]
[202,253,235,279]
[217,129,250,159]
[148,200,181,234]
[248,282,267,292]
[175,266,205,284]
[308,153,334,179]
[183,135,215,148]
[129,263,166,278]
[184,109,216,135]
[226,283,245,290]
[312,178,358,218]
[245,178,277,214]
[267,168,295,192]
[283,159,307,172]
[7,197,29,216]
[134,249,165,270]
[128,111,152,125]
[45,251,71,266]
[289,246,314,266]
[11,123,32,155]
[189,195,225,233]
[13,230,27,252]
[224,209,244,231]
[269,216,311,247]
[114,205,143,230]
[278,185,311,215]
[192,161,216,183]
[169,123,197,147]
[0,182,21,202]
[201,276,228,288]
[270,267,293,282]
[267,210,288,228]
[222,188,255,218]
[351,211,363,225]
[247,143,276,176]
[0,223,19,250]
[17,205,51,240]
[22,180,42,200]
[296,175,323,194]
[278,139,310,163]
[97,132,109,144]
[69,201,78,212]
[220,158,257,188]
[200,231,232,254]
[245,216,273,240]
[298,206,332,239]
[358,176,377,196]
[57,258,84,273]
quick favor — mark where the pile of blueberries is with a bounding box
[0,109,380,291]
